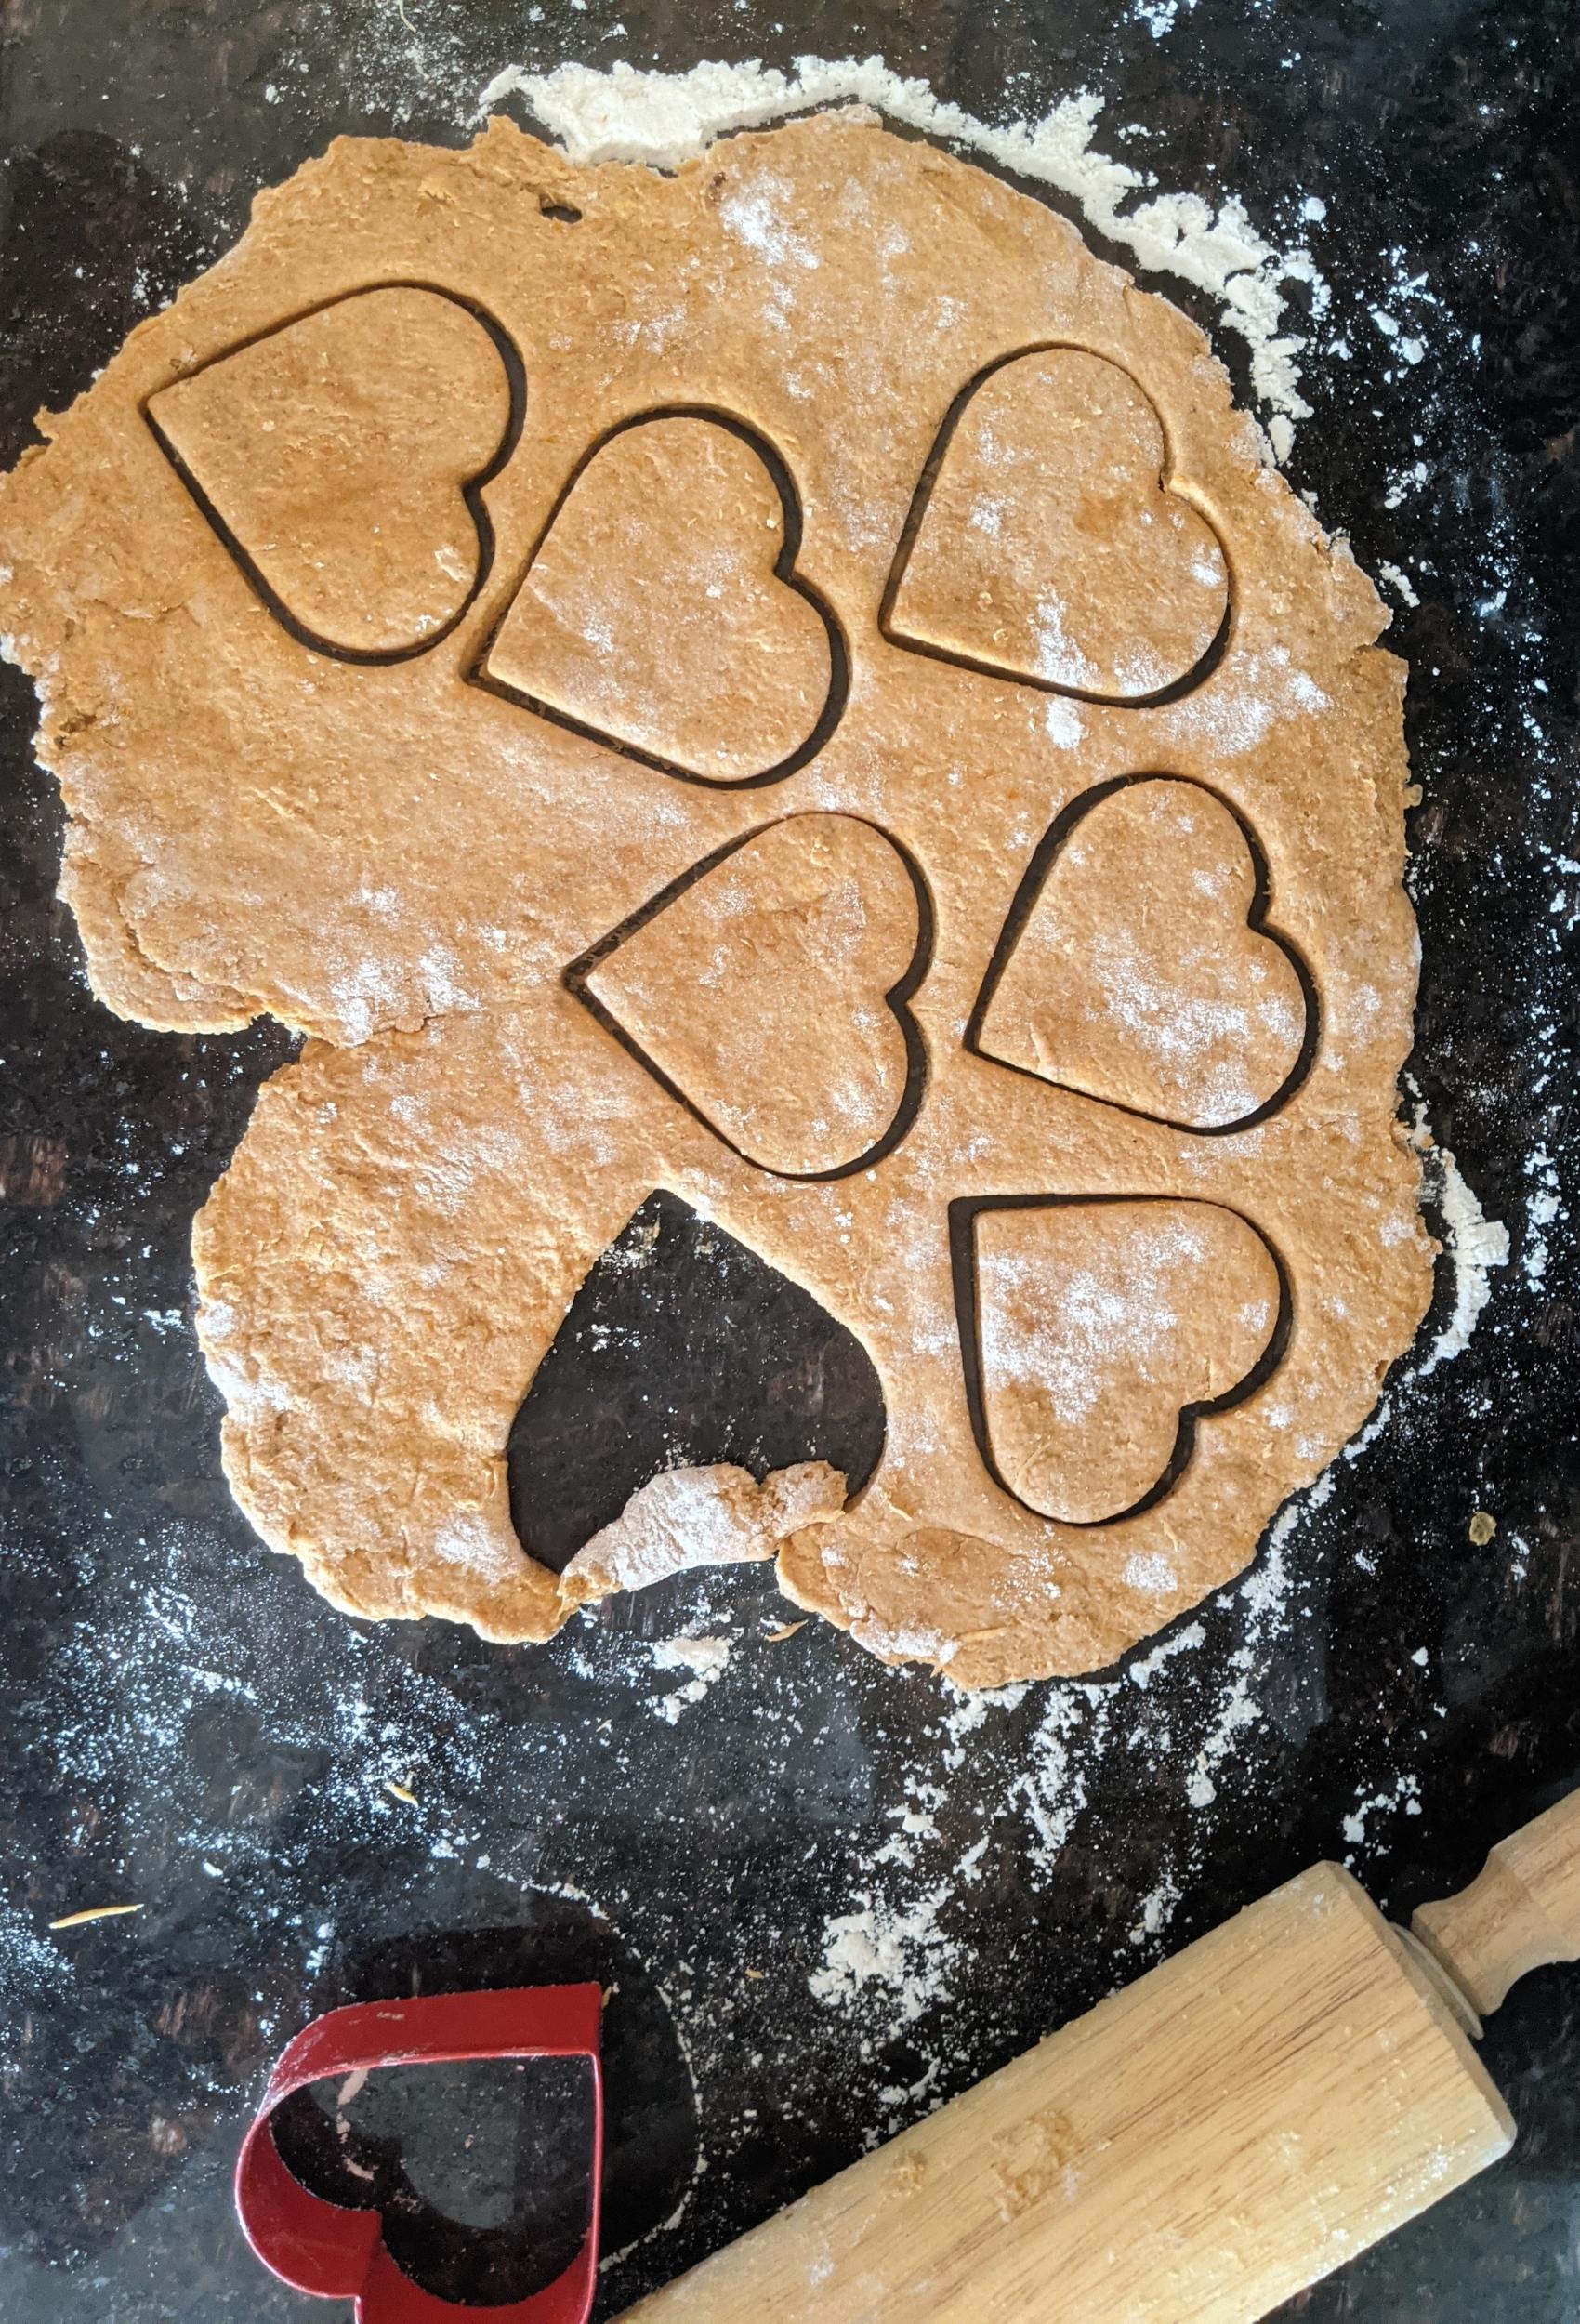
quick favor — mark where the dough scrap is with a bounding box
[0,113,1433,1684]
[560,1460,847,1605]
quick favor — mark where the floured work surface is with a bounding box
[0,111,1432,1686]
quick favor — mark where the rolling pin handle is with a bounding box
[1412,1785,1580,2018]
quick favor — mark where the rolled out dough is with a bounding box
[0,112,1432,1684]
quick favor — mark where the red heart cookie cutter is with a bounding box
[235,1984,604,2323]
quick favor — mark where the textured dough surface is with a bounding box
[887,345,1230,699]
[0,112,1433,1684]
[970,1199,1283,1525]
[976,776,1311,1129]
[580,812,922,1177]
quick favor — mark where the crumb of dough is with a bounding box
[48,1903,144,1931]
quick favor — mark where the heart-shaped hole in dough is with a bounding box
[956,1195,1286,1525]
[567,813,929,1179]
[476,411,846,786]
[884,347,1230,702]
[509,1188,881,1576]
[146,284,523,661]
[970,775,1315,1133]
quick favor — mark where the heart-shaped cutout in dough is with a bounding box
[476,413,844,786]
[569,813,928,1179]
[885,348,1229,701]
[959,1196,1284,1525]
[146,285,521,660]
[971,776,1313,1133]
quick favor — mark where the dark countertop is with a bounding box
[1,3,1576,2318]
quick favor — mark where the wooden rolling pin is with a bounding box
[620,1789,1580,2323]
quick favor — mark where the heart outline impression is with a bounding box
[968,772,1319,1136]
[145,283,527,665]
[880,342,1232,706]
[472,406,849,788]
[949,1193,1292,1528]
[565,812,933,1182]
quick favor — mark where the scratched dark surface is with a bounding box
[1,2,1577,2318]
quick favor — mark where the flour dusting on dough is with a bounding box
[431,1508,521,1587]
[481,55,1325,442]
[561,1460,846,1604]
[479,52,1513,1419]
[0,107,1436,1680]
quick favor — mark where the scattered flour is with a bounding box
[1521,1143,1563,1292]
[809,1885,960,2025]
[1043,697,1086,750]
[1126,1622,1207,1689]
[1412,1124,1511,1377]
[0,1898,71,2017]
[940,1679,1032,1767]
[1128,1860,1183,1946]
[1341,1771,1424,1859]
[1123,1550,1179,1595]
[1012,1683,1113,1870]
[646,1632,734,1723]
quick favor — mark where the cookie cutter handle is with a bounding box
[235,1983,604,2324]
